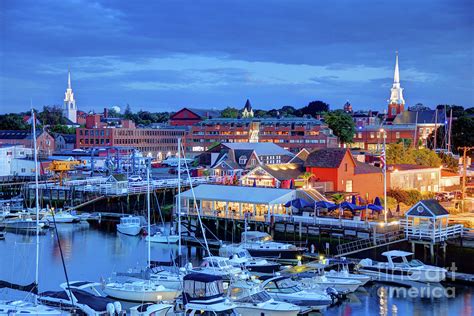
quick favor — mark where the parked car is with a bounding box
[129,175,143,182]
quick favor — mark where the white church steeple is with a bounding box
[64,69,77,123]
[389,52,404,105]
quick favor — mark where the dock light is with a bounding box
[379,222,385,227]
[297,256,302,266]
[156,295,162,301]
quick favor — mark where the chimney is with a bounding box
[104,108,109,118]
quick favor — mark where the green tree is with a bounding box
[411,148,441,167]
[324,110,355,144]
[386,143,414,164]
[48,125,76,134]
[438,151,459,172]
[220,107,240,118]
[0,113,29,130]
[331,193,345,204]
[301,100,329,116]
[427,114,474,153]
[38,105,68,125]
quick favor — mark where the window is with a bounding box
[250,158,256,166]
[345,163,348,172]
[358,132,362,138]
[345,180,353,192]
[370,132,375,139]
[376,132,381,138]
[391,107,397,115]
[396,132,400,139]
[431,172,436,179]
[239,156,247,165]
[417,174,423,181]
[420,186,426,192]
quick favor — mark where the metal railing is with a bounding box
[336,231,406,256]
[401,219,464,242]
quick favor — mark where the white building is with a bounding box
[64,70,77,123]
[0,145,32,176]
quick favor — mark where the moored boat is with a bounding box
[116,215,144,236]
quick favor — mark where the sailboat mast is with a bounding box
[433,108,438,150]
[177,138,182,258]
[447,108,453,153]
[32,108,40,303]
[146,159,151,267]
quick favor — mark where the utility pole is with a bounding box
[459,146,473,210]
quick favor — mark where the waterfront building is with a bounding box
[0,130,55,158]
[440,169,461,191]
[240,163,304,188]
[392,109,446,146]
[388,164,441,193]
[208,142,296,177]
[76,114,187,157]
[343,101,353,113]
[187,116,338,153]
[179,184,304,219]
[351,110,379,128]
[169,108,221,126]
[54,133,76,151]
[64,70,77,123]
[304,148,384,200]
[350,124,416,151]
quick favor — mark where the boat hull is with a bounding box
[235,305,299,316]
[146,235,180,244]
[104,285,179,302]
[357,266,446,283]
[245,248,304,261]
[245,262,281,274]
[117,225,142,236]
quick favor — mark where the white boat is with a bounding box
[357,250,447,284]
[220,245,281,274]
[325,259,371,286]
[45,210,80,224]
[104,279,180,302]
[191,256,245,281]
[0,300,64,315]
[228,279,301,316]
[115,265,183,290]
[261,276,334,312]
[117,216,143,236]
[39,281,122,315]
[239,231,305,262]
[183,273,239,315]
[3,213,48,232]
[300,273,361,293]
[146,228,180,244]
[129,303,173,316]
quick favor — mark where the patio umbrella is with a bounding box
[374,197,382,206]
[284,198,312,209]
[395,203,401,215]
[340,201,365,212]
[351,195,357,205]
[358,196,366,205]
[252,178,257,187]
[289,179,294,189]
[366,204,383,212]
[233,174,238,185]
[272,178,276,187]
[314,200,338,210]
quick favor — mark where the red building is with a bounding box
[0,130,55,158]
[187,117,338,153]
[169,108,221,126]
[76,115,187,158]
[304,148,384,200]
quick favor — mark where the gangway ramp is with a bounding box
[336,231,406,257]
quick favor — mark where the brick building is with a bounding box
[0,130,55,158]
[75,115,187,158]
[187,117,338,153]
[349,124,416,151]
[304,148,384,200]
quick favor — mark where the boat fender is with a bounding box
[113,302,122,314]
[106,303,115,316]
[326,287,338,304]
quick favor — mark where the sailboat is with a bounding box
[0,109,63,315]
[103,160,180,302]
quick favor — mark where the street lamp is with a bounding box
[380,128,387,223]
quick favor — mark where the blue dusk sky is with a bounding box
[0,0,472,114]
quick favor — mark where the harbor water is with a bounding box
[0,223,472,316]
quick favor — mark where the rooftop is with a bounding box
[354,162,382,174]
[406,199,449,217]
[180,184,296,204]
[304,148,348,168]
[388,164,439,171]
[222,142,293,157]
[393,109,446,125]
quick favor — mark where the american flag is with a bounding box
[380,148,386,169]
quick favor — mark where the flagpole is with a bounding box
[381,128,387,223]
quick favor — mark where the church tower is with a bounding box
[242,99,254,118]
[64,69,77,123]
[387,53,405,119]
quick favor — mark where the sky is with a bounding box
[0,0,473,114]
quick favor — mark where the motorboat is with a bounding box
[117,215,144,236]
[324,258,371,286]
[39,281,122,315]
[219,245,281,274]
[191,256,245,281]
[146,227,179,244]
[228,279,301,316]
[103,278,180,302]
[115,265,183,290]
[239,231,306,262]
[282,263,361,293]
[0,300,64,315]
[260,276,334,312]
[357,250,447,284]
[129,303,173,316]
[2,213,48,233]
[0,224,5,239]
[44,210,80,224]
[183,273,239,315]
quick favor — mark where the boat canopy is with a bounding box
[382,250,413,258]
[183,273,224,303]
